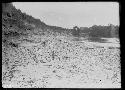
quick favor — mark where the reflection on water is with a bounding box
[72,37,119,44]
[87,37,107,43]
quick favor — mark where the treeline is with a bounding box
[72,24,119,38]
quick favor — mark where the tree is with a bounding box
[72,26,80,37]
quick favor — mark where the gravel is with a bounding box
[2,35,120,88]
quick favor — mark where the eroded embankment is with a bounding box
[2,36,120,88]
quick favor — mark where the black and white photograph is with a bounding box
[2,2,120,88]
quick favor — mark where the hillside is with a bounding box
[2,3,72,48]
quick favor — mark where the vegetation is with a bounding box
[80,24,119,38]
[72,26,80,37]
[71,24,119,42]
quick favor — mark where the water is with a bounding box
[71,37,120,47]
[72,37,119,43]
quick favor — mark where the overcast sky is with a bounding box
[13,2,119,29]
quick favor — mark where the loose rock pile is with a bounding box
[2,35,120,88]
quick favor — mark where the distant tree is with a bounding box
[115,25,119,37]
[72,26,80,37]
[89,25,111,38]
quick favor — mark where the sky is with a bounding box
[13,2,119,29]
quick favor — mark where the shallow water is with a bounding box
[72,37,119,44]
[71,37,120,48]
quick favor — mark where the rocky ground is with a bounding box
[2,35,121,88]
